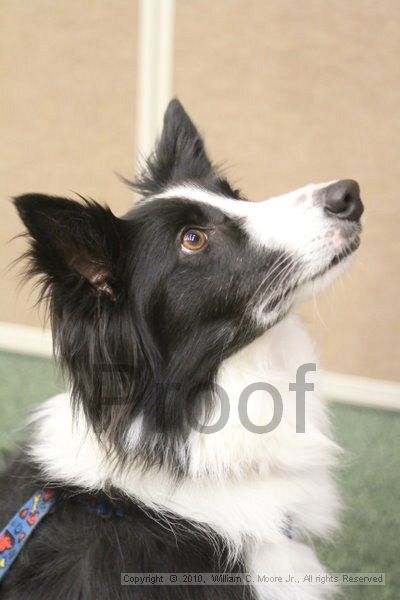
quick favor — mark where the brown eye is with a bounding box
[181,229,208,253]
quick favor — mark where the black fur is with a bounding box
[1,99,291,598]
[13,190,286,472]
[11,102,289,473]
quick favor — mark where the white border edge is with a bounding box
[136,0,175,161]
[321,371,400,412]
[0,321,53,358]
[0,321,399,411]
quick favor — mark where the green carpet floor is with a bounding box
[0,349,399,598]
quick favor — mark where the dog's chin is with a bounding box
[292,236,360,307]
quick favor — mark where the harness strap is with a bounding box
[0,489,56,583]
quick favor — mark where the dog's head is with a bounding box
[14,99,363,472]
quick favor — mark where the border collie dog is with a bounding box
[0,99,363,599]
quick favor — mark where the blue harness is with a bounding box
[0,488,133,584]
[0,489,57,582]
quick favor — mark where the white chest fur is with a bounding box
[28,315,340,596]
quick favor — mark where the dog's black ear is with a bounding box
[14,194,124,300]
[134,98,218,196]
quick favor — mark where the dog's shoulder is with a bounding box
[0,457,253,600]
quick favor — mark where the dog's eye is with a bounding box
[181,229,208,253]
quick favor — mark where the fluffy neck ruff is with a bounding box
[27,315,340,557]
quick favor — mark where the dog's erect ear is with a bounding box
[134,98,218,196]
[14,194,124,300]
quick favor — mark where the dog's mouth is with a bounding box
[312,234,361,282]
[328,234,360,269]
[261,233,361,316]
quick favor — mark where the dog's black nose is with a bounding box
[323,179,364,222]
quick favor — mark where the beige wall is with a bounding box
[1,1,399,381]
[0,1,138,326]
[174,0,400,381]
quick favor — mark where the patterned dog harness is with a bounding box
[0,489,57,582]
[0,487,137,583]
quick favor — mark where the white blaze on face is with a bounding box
[154,180,354,285]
